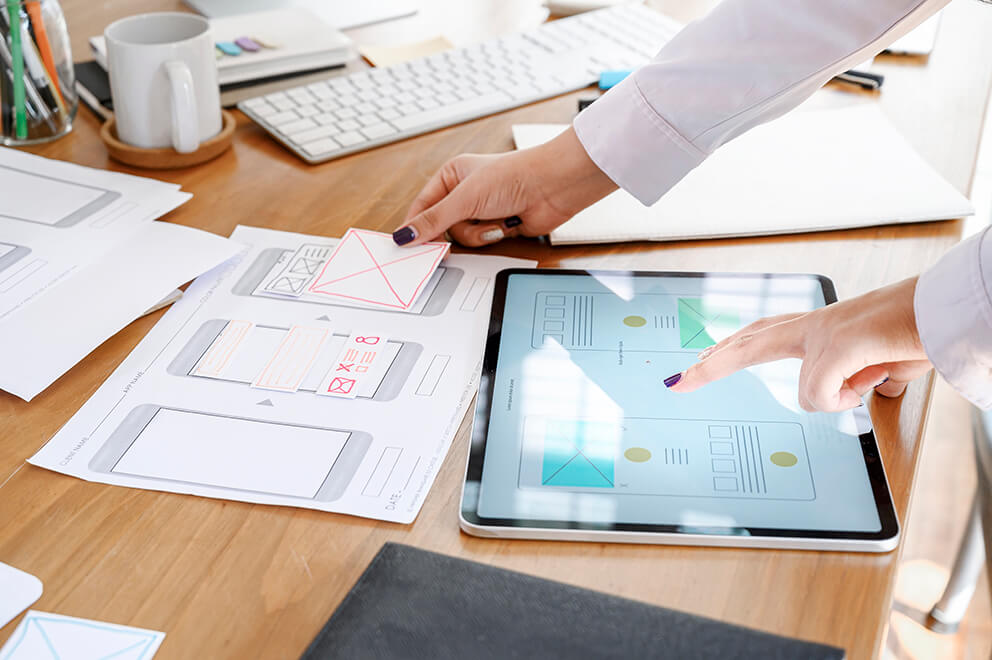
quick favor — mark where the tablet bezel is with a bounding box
[460,269,900,551]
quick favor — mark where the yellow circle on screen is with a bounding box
[623,315,647,327]
[624,447,652,462]
[770,451,798,467]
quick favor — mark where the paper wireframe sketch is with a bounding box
[29,225,533,523]
[306,229,449,310]
[512,104,974,245]
[0,147,240,401]
[0,610,164,660]
[0,563,42,629]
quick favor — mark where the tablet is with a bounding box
[460,269,899,552]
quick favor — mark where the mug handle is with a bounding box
[163,60,199,153]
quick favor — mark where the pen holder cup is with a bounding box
[0,0,76,145]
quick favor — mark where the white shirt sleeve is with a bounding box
[574,0,951,205]
[915,227,992,410]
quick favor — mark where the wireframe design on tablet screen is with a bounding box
[89,405,372,501]
[0,165,122,227]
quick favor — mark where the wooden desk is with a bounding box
[2,1,991,657]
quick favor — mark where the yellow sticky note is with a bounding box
[359,36,454,67]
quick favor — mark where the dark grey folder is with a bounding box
[301,543,845,660]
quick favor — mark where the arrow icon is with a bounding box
[257,399,274,406]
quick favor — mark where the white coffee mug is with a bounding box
[105,13,221,153]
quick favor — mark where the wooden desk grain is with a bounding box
[2,1,991,658]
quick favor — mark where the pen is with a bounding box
[4,0,27,138]
[832,69,884,91]
[0,25,52,131]
[0,4,54,132]
[25,0,65,106]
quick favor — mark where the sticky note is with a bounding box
[598,69,632,90]
[359,36,454,68]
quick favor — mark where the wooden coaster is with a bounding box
[101,109,235,169]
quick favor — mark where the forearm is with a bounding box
[574,0,950,205]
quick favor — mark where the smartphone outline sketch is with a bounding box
[0,242,31,274]
[0,165,122,227]
[89,404,372,502]
[167,319,423,401]
[232,247,464,316]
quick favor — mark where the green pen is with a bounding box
[6,0,26,139]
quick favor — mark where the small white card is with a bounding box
[316,332,391,398]
[250,325,333,392]
[0,610,164,660]
[0,563,42,629]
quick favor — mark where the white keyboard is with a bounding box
[239,4,682,164]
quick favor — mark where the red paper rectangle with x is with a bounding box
[307,229,449,310]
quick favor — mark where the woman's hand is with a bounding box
[392,127,617,247]
[667,277,932,412]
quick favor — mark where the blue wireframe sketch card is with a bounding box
[0,610,164,660]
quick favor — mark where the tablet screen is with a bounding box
[467,271,895,539]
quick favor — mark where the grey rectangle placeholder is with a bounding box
[460,277,488,312]
[362,447,402,497]
[416,354,451,396]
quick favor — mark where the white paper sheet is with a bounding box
[0,610,164,660]
[29,225,534,523]
[0,222,242,401]
[0,563,42,629]
[513,104,974,245]
[0,148,241,401]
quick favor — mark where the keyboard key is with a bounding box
[378,108,401,121]
[250,103,277,117]
[302,138,340,157]
[279,118,318,136]
[334,131,366,147]
[242,97,269,110]
[416,98,440,111]
[360,123,397,140]
[266,111,301,126]
[296,104,319,117]
[315,113,338,125]
[337,119,360,131]
[291,124,341,144]
[335,108,357,120]
[272,98,296,111]
[358,114,381,127]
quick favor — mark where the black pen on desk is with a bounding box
[832,69,884,91]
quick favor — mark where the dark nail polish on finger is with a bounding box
[504,216,523,228]
[874,377,890,389]
[664,373,682,388]
[392,226,416,246]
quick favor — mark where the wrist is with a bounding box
[525,127,618,218]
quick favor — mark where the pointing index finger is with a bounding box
[668,318,805,393]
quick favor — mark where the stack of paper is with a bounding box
[512,104,974,245]
[0,148,241,401]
